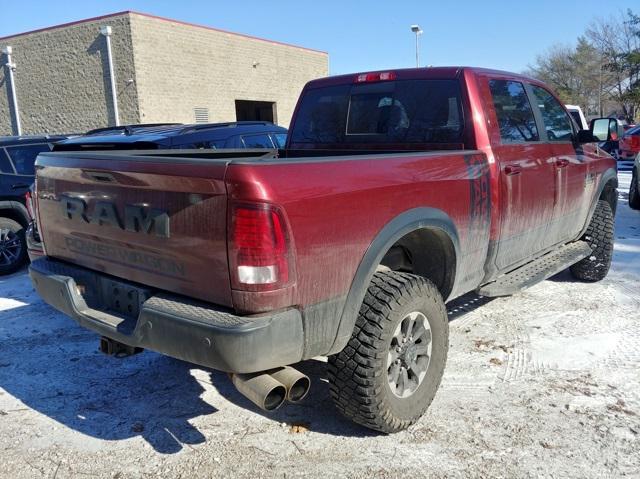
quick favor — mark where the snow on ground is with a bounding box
[0,172,638,478]
[614,169,640,277]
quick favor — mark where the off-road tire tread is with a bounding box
[327,271,448,433]
[570,200,614,282]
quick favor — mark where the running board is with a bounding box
[478,241,592,297]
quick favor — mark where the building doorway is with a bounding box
[235,100,277,124]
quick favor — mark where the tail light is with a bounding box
[25,190,35,219]
[228,202,295,291]
[631,135,640,150]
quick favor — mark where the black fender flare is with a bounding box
[328,207,460,355]
[0,200,30,226]
[578,167,617,238]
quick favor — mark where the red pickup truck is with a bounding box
[30,67,617,433]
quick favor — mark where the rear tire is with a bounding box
[569,200,614,282]
[629,167,640,210]
[0,218,28,275]
[328,271,448,433]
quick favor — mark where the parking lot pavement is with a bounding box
[0,172,639,478]
[620,162,635,171]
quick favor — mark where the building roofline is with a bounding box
[0,11,131,41]
[0,10,328,55]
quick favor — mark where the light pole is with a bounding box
[2,46,22,135]
[100,25,120,126]
[410,25,423,68]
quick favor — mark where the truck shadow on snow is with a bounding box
[0,284,494,451]
[0,300,216,454]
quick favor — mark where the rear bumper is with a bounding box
[29,258,304,373]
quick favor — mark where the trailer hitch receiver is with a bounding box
[99,336,144,358]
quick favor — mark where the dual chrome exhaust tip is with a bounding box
[231,366,310,411]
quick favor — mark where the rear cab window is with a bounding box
[289,79,464,148]
[6,143,52,175]
[488,79,539,143]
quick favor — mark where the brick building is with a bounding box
[0,11,329,135]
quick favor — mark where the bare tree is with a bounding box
[527,9,639,122]
[527,39,612,117]
[586,10,640,121]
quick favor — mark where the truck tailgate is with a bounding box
[35,152,232,307]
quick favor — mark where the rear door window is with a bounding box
[6,143,51,175]
[211,139,227,148]
[242,134,275,148]
[289,79,464,145]
[0,149,15,174]
[488,80,539,143]
[530,86,574,141]
[272,133,287,148]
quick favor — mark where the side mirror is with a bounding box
[589,118,618,142]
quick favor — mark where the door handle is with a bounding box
[555,158,569,168]
[504,165,521,176]
[11,183,30,190]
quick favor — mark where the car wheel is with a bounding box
[328,271,448,433]
[629,167,640,210]
[570,200,614,282]
[0,218,28,275]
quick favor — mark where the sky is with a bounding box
[0,0,636,75]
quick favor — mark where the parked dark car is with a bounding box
[0,135,68,274]
[53,121,288,151]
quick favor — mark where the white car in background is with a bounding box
[566,105,588,130]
